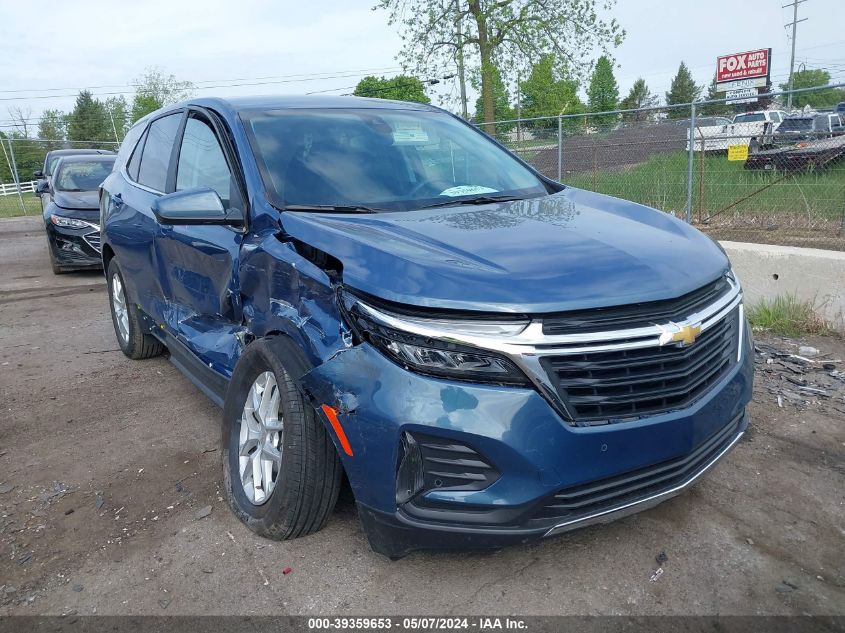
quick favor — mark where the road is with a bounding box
[0,216,843,616]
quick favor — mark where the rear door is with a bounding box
[104,110,184,328]
[154,108,247,376]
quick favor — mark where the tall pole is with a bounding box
[685,103,696,224]
[516,70,522,143]
[455,0,468,119]
[5,138,27,216]
[784,0,808,110]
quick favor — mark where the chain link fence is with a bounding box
[481,83,845,251]
[2,86,844,252]
[0,139,120,218]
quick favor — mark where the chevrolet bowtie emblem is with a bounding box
[659,323,702,347]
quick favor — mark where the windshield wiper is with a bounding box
[417,195,526,210]
[284,204,384,214]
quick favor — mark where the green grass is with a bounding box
[564,151,845,222]
[746,294,830,337]
[0,194,41,219]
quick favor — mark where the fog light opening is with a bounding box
[395,432,424,505]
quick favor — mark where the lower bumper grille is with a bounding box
[544,308,739,423]
[534,413,743,525]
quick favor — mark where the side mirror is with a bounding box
[151,187,244,227]
[35,181,50,195]
[33,170,44,179]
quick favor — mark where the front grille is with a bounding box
[544,308,739,423]
[414,433,499,492]
[532,413,742,524]
[83,231,102,253]
[542,276,731,335]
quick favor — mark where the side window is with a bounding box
[770,112,781,123]
[126,128,147,182]
[176,116,232,207]
[137,113,181,192]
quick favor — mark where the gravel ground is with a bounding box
[0,215,843,617]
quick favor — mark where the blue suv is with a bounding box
[100,97,753,558]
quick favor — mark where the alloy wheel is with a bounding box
[238,371,284,505]
[111,273,129,343]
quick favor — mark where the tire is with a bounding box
[222,337,342,540]
[106,258,164,360]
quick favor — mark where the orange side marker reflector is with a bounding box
[321,404,354,457]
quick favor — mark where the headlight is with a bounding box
[50,216,98,230]
[340,289,530,386]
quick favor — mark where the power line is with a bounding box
[0,68,408,103]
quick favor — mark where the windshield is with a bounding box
[241,108,548,211]
[778,118,814,132]
[54,160,115,192]
[733,113,766,123]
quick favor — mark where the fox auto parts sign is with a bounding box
[716,49,771,84]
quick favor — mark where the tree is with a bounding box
[665,61,701,118]
[699,74,733,116]
[37,110,67,142]
[473,64,514,132]
[519,54,584,135]
[376,0,624,130]
[779,68,844,108]
[353,75,431,103]
[130,67,193,122]
[66,91,112,146]
[619,78,658,121]
[586,55,619,126]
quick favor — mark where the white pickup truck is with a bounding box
[688,110,788,152]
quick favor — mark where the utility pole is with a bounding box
[454,0,468,119]
[784,0,808,110]
[516,70,522,143]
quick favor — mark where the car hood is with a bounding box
[53,190,99,210]
[279,187,730,313]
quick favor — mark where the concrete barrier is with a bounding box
[721,240,845,332]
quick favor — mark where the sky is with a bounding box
[0,0,842,131]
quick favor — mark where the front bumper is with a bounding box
[358,412,746,558]
[46,223,102,269]
[302,318,754,558]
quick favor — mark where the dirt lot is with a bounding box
[0,215,843,617]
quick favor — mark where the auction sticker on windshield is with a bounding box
[439,185,499,197]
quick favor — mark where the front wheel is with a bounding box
[106,258,164,360]
[222,338,342,540]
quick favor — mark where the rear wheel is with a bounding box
[222,338,342,540]
[106,258,164,360]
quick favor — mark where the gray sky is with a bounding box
[1,0,842,130]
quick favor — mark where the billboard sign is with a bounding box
[718,77,768,91]
[726,88,759,104]
[716,49,771,85]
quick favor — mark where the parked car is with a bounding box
[100,97,753,558]
[689,110,787,152]
[34,148,115,211]
[43,154,115,273]
[836,102,845,115]
[773,113,844,146]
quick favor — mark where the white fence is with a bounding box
[0,180,37,196]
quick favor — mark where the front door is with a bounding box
[154,109,246,376]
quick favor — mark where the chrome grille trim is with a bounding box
[83,229,102,254]
[357,276,743,424]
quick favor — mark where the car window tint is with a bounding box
[176,117,232,207]
[126,128,148,182]
[137,113,181,192]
